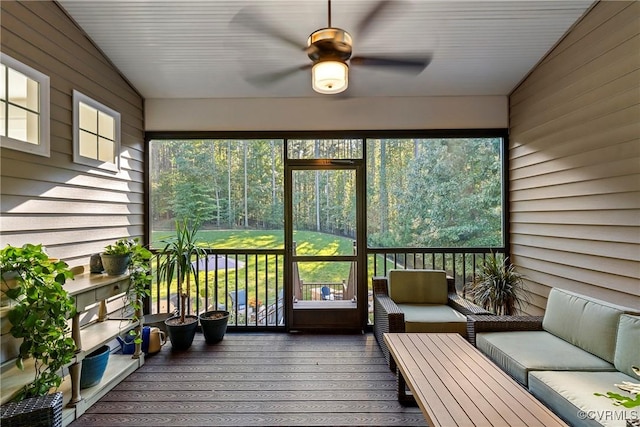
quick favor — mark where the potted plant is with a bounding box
[464,253,530,315]
[0,243,76,425]
[101,239,133,275]
[108,238,153,358]
[199,308,230,344]
[158,219,206,350]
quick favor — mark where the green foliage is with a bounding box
[367,138,503,248]
[104,238,137,255]
[150,137,504,249]
[157,219,207,323]
[151,139,284,228]
[594,391,640,408]
[109,238,153,344]
[0,244,77,401]
[464,254,530,315]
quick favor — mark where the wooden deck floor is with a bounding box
[70,332,426,426]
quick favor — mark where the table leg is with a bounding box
[97,300,108,321]
[67,362,82,407]
[72,312,81,352]
[397,369,417,406]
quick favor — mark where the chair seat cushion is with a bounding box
[397,304,467,335]
[476,331,616,386]
[529,370,639,427]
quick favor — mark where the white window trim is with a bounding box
[0,53,50,157]
[73,90,121,172]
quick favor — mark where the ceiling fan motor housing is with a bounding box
[307,28,353,62]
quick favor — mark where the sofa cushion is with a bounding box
[614,314,640,378]
[543,288,639,363]
[529,370,639,427]
[397,304,467,335]
[388,269,447,304]
[476,330,616,386]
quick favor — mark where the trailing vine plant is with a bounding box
[0,244,77,401]
[107,238,152,347]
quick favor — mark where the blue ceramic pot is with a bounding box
[80,345,110,389]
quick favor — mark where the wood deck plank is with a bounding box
[70,332,425,426]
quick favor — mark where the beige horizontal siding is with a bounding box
[509,1,640,313]
[0,1,145,269]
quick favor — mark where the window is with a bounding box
[148,139,284,248]
[0,53,50,157]
[148,134,506,250]
[366,137,504,248]
[73,90,120,171]
[287,138,363,159]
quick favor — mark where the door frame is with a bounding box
[284,157,367,332]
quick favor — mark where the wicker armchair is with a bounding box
[373,272,490,371]
[466,314,544,347]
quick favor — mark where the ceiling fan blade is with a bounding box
[350,55,431,74]
[231,8,305,51]
[246,64,311,87]
[353,0,396,39]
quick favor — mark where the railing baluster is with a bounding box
[149,246,504,329]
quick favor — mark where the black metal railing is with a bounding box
[368,247,508,293]
[150,248,286,329]
[148,246,506,329]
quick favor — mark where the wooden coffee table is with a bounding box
[383,333,568,427]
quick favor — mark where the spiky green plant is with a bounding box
[465,254,530,315]
[157,219,206,323]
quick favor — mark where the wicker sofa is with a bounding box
[373,269,489,371]
[467,288,640,427]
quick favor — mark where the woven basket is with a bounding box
[0,392,63,427]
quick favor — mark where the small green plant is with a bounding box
[464,254,530,315]
[103,238,136,255]
[0,244,77,401]
[158,219,206,324]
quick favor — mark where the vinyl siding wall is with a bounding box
[509,1,640,313]
[0,1,145,268]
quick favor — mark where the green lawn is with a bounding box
[150,229,366,313]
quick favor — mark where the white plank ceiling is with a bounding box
[57,0,595,99]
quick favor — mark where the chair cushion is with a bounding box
[543,288,639,363]
[388,269,447,304]
[476,330,616,387]
[529,370,639,427]
[614,314,640,378]
[398,304,467,335]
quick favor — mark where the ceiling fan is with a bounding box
[232,0,432,95]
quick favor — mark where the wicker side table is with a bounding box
[0,392,63,427]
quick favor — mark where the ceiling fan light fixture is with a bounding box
[312,60,348,94]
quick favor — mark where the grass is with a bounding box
[150,229,370,315]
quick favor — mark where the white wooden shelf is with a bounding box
[1,268,144,426]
